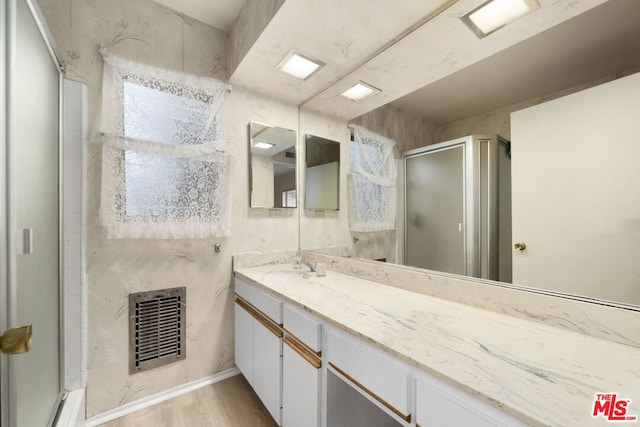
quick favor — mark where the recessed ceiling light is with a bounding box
[341,81,381,102]
[254,142,275,150]
[461,0,540,38]
[276,51,325,80]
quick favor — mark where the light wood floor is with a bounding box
[99,375,277,427]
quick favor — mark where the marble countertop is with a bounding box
[234,264,640,427]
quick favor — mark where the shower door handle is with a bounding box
[17,228,33,255]
[0,325,32,354]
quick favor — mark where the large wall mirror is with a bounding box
[305,135,340,210]
[298,0,640,309]
[249,122,297,208]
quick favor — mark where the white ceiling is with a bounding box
[153,0,246,33]
[391,0,640,124]
[301,0,611,119]
[155,0,640,125]
[229,0,458,105]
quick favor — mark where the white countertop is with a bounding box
[235,264,640,427]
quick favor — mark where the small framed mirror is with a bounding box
[249,122,297,208]
[305,134,340,210]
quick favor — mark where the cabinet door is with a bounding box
[253,319,283,425]
[235,301,254,385]
[415,377,525,427]
[282,340,321,427]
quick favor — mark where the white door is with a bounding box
[511,72,640,305]
[405,145,466,274]
[1,0,63,425]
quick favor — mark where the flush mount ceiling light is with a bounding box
[276,51,325,80]
[461,0,540,38]
[341,81,381,102]
[254,142,275,150]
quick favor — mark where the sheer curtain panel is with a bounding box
[93,55,232,239]
[348,125,397,232]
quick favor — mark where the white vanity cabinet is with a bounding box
[282,304,322,427]
[234,278,283,425]
[234,272,531,427]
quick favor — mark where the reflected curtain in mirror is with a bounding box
[348,125,396,232]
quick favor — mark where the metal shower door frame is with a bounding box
[402,135,500,280]
[1,0,66,425]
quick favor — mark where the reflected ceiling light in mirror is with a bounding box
[341,81,381,102]
[276,51,325,80]
[254,142,275,150]
[461,0,540,38]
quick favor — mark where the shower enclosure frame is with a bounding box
[402,134,509,281]
[1,0,66,425]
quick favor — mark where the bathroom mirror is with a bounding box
[305,135,340,210]
[298,0,640,309]
[249,122,297,209]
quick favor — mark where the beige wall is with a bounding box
[36,0,340,417]
[298,108,352,253]
[349,103,440,156]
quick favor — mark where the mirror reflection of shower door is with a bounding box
[405,145,466,275]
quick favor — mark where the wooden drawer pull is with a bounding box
[329,362,411,423]
[284,335,321,369]
[235,296,283,338]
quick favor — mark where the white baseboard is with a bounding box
[85,368,240,427]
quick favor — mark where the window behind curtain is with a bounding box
[94,55,231,239]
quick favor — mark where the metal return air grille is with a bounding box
[129,287,186,373]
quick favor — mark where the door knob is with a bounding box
[514,243,527,251]
[0,324,32,354]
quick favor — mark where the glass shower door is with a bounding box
[3,0,63,425]
[405,145,466,275]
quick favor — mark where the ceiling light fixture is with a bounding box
[254,142,275,150]
[341,81,381,102]
[461,0,540,38]
[276,51,325,80]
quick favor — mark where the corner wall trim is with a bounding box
[85,367,241,427]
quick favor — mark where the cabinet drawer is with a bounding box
[235,277,282,324]
[284,304,322,353]
[327,329,411,421]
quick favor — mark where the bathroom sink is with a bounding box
[262,270,312,283]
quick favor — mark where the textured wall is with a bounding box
[298,108,352,253]
[250,153,275,207]
[36,0,305,416]
[350,103,440,156]
[228,0,285,76]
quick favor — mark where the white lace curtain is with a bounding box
[348,125,397,232]
[93,55,232,239]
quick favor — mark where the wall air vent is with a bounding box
[129,287,186,373]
